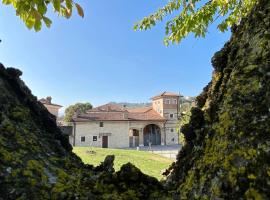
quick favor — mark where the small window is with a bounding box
[81,136,85,142]
[171,128,174,132]
[158,101,160,104]
[93,136,97,141]
[165,99,170,104]
[100,122,104,127]
[170,114,174,119]
[173,99,177,104]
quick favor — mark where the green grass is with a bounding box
[73,147,173,180]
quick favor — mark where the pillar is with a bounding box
[139,128,144,146]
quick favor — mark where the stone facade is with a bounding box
[72,92,180,148]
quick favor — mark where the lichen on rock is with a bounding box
[166,0,270,199]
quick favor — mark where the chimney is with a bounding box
[46,96,52,104]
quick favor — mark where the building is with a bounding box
[71,92,180,148]
[39,96,62,118]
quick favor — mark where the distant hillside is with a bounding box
[109,102,152,108]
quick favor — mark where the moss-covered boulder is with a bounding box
[166,0,270,199]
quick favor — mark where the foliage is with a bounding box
[73,147,173,180]
[64,102,92,122]
[1,0,84,31]
[134,0,258,45]
[177,100,194,145]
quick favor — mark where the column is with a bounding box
[139,128,144,146]
[161,124,165,146]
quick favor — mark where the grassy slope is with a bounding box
[73,147,173,180]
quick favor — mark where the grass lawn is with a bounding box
[73,147,173,180]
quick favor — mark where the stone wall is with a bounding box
[74,121,130,148]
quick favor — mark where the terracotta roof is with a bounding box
[39,97,62,107]
[73,104,165,122]
[127,107,152,113]
[151,91,180,100]
[128,109,165,121]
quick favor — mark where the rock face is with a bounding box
[0,0,269,199]
[166,0,270,199]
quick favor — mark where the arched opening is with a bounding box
[129,129,139,147]
[143,124,161,146]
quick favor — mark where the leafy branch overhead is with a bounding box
[134,0,258,45]
[1,0,84,31]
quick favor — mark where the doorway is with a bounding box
[143,124,161,146]
[102,136,108,148]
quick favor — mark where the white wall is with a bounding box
[74,121,130,148]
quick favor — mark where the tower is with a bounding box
[151,92,181,145]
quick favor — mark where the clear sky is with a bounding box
[0,0,230,113]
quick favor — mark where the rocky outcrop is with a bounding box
[166,0,270,199]
[0,0,269,199]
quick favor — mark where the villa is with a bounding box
[71,92,181,148]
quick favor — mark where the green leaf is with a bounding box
[75,3,84,18]
[37,2,47,15]
[43,16,52,28]
[53,0,61,12]
[65,0,72,10]
[34,20,42,32]
[2,0,12,5]
[25,17,35,29]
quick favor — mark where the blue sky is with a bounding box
[0,0,230,112]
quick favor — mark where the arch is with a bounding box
[143,124,161,146]
[129,129,139,147]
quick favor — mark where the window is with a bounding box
[170,114,174,119]
[165,99,170,104]
[81,136,85,142]
[93,136,97,141]
[158,101,160,104]
[170,128,174,132]
[99,122,104,127]
[173,99,177,104]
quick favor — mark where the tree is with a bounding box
[176,98,194,145]
[64,102,92,122]
[134,0,258,45]
[1,0,84,31]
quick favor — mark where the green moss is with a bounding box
[245,188,264,200]
[9,106,30,121]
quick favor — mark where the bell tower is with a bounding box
[151,92,180,119]
[151,91,181,145]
